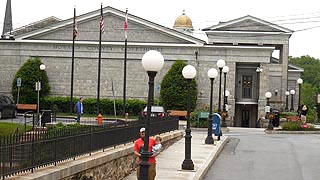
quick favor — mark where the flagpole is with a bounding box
[123,8,128,117]
[97,3,104,114]
[70,7,76,114]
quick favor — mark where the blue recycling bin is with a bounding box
[212,113,221,140]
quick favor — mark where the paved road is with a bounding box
[204,127,320,180]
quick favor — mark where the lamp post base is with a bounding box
[221,121,227,128]
[205,136,214,144]
[205,115,214,144]
[267,119,274,130]
[181,159,194,170]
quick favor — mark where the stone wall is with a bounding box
[58,131,183,180]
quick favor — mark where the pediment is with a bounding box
[14,6,204,45]
[203,15,293,33]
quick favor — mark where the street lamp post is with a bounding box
[139,50,164,180]
[297,78,303,114]
[221,65,229,127]
[205,68,218,144]
[216,59,225,113]
[290,89,295,111]
[265,91,273,130]
[225,90,230,110]
[285,91,290,111]
[40,64,46,110]
[181,64,196,170]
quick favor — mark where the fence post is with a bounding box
[54,130,57,166]
[9,135,12,170]
[73,128,76,160]
[32,113,35,129]
[31,130,34,173]
[1,137,4,180]
[90,126,92,156]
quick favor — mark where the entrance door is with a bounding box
[241,110,250,127]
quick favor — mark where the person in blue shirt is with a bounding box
[75,97,84,123]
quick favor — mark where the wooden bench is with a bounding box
[168,110,187,120]
[286,115,300,122]
[16,104,37,113]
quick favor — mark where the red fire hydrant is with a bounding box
[97,112,103,125]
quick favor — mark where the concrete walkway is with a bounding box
[124,129,228,180]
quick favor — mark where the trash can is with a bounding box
[212,113,222,140]
[41,110,52,126]
[272,109,280,127]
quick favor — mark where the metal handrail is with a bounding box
[0,116,179,179]
[24,111,35,129]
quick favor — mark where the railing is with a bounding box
[0,116,179,179]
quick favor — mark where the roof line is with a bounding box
[14,6,205,45]
[203,15,293,33]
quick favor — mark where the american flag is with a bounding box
[100,5,105,33]
[73,7,78,39]
[124,8,128,39]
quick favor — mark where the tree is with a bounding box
[289,55,320,88]
[160,60,197,111]
[289,55,320,122]
[11,57,50,104]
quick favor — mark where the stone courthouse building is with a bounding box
[0,4,303,127]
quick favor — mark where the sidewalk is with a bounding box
[124,128,228,180]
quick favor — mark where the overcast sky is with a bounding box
[1,0,319,58]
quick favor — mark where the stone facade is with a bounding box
[0,7,303,128]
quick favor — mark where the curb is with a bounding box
[265,130,320,134]
[192,136,229,180]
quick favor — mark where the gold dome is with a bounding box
[173,10,193,29]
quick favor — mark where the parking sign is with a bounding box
[17,77,21,87]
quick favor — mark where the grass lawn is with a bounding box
[56,113,139,119]
[0,122,33,137]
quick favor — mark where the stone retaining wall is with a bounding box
[6,130,183,180]
[59,130,183,180]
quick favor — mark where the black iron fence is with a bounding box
[0,116,179,179]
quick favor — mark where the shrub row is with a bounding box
[43,96,147,116]
[281,121,316,131]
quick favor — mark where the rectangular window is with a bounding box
[241,110,250,127]
[242,75,252,98]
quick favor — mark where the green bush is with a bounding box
[47,122,84,132]
[280,111,297,118]
[280,111,315,123]
[11,57,50,104]
[44,96,147,116]
[281,121,316,131]
[160,60,197,112]
[190,104,210,127]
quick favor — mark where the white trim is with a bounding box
[205,15,293,33]
[15,13,97,40]
[13,39,204,48]
[12,16,62,33]
[12,39,277,51]
[203,44,275,50]
[236,101,258,105]
[288,69,304,73]
[205,30,292,36]
[15,7,205,45]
